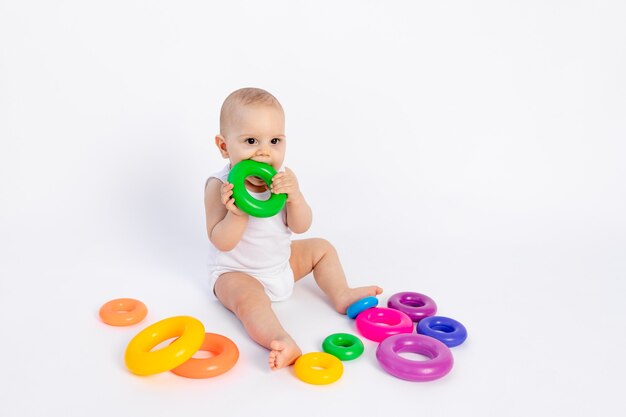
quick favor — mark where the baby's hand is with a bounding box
[221,182,247,216]
[271,167,303,203]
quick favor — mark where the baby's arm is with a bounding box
[271,167,312,234]
[204,179,249,251]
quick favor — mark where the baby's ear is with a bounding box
[215,135,229,158]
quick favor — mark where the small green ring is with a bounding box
[322,333,364,361]
[227,160,287,218]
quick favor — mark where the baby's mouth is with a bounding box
[247,176,266,186]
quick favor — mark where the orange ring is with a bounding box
[170,333,239,379]
[99,298,148,326]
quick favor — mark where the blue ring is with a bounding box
[346,296,379,319]
[417,316,467,347]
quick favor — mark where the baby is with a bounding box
[204,87,382,370]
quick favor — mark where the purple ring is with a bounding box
[376,333,453,382]
[387,292,437,322]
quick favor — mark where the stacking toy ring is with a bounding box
[387,292,437,322]
[170,332,239,378]
[125,316,205,376]
[99,298,148,326]
[355,307,413,342]
[376,333,454,382]
[346,296,379,319]
[228,159,287,218]
[294,352,344,385]
[417,316,468,347]
[322,333,364,361]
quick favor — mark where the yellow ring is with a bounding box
[294,352,344,385]
[124,316,205,376]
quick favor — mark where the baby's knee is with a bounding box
[232,290,271,318]
[215,273,269,315]
[311,238,337,258]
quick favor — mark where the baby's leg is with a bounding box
[290,238,383,314]
[214,272,301,370]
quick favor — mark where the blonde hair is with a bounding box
[219,87,283,136]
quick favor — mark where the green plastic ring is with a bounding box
[322,333,364,361]
[227,160,287,218]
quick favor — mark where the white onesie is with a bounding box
[206,164,294,301]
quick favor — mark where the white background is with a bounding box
[1,1,625,416]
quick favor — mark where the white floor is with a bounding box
[1,1,625,416]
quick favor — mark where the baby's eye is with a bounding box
[245,138,257,145]
[271,138,281,144]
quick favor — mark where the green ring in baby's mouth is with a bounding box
[228,160,286,218]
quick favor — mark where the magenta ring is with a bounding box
[355,307,413,342]
[387,292,437,322]
[376,333,453,382]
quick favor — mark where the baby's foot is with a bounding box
[269,339,302,370]
[335,286,383,314]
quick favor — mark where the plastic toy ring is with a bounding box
[99,298,148,326]
[346,296,379,319]
[125,316,205,376]
[170,333,240,378]
[294,352,344,385]
[355,307,413,342]
[228,159,287,218]
[387,292,437,322]
[376,333,454,382]
[322,333,364,361]
[417,316,468,347]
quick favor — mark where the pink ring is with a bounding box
[355,307,413,342]
[387,292,437,322]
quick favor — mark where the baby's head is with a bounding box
[216,87,286,171]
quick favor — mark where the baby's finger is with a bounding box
[271,178,284,189]
[272,185,287,195]
[274,174,294,185]
[228,200,246,216]
[221,190,233,205]
[274,179,294,191]
[226,198,238,211]
[271,174,284,185]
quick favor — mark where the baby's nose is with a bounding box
[257,144,270,156]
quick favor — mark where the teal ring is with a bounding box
[346,296,379,319]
